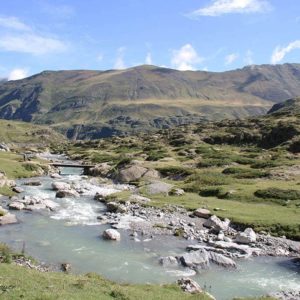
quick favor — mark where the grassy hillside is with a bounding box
[1,64,300,138]
[66,97,300,239]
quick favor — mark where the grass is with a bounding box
[0,264,211,300]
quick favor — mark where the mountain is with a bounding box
[0,63,300,139]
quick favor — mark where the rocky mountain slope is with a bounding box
[0,63,300,139]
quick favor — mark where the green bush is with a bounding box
[0,243,12,264]
[222,167,269,179]
[197,158,232,168]
[251,160,280,169]
[199,187,225,197]
[254,188,300,200]
[22,163,40,172]
[157,166,193,178]
[146,151,167,161]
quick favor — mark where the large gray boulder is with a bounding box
[102,229,121,241]
[0,213,18,225]
[208,251,236,268]
[56,189,79,198]
[203,215,230,233]
[117,165,148,182]
[23,180,42,186]
[145,181,173,195]
[89,163,112,177]
[177,278,203,294]
[51,182,71,191]
[193,208,211,219]
[158,256,178,267]
[178,249,210,270]
[235,228,257,244]
[9,201,25,210]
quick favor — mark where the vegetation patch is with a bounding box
[254,188,300,201]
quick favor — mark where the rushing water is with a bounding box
[0,155,299,300]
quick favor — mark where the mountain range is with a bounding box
[0,63,300,139]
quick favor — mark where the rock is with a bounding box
[23,180,42,186]
[208,252,236,268]
[50,173,62,179]
[158,256,178,267]
[25,203,47,211]
[193,208,211,219]
[102,229,121,241]
[94,193,104,201]
[268,290,300,300]
[61,263,71,272]
[106,202,120,213]
[0,213,18,225]
[12,186,24,193]
[51,182,71,191]
[9,201,25,210]
[142,169,161,180]
[0,143,10,152]
[170,188,185,196]
[43,199,59,211]
[145,181,173,195]
[235,228,257,244]
[203,215,230,233]
[117,165,148,182]
[88,163,112,177]
[217,232,225,241]
[224,237,233,243]
[56,189,79,198]
[178,249,210,270]
[177,278,202,294]
[128,194,151,203]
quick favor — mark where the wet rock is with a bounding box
[177,278,202,294]
[159,256,178,267]
[268,290,300,300]
[217,232,225,241]
[43,199,59,211]
[23,180,42,186]
[235,228,257,244]
[9,201,25,210]
[94,192,104,201]
[106,202,120,213]
[208,252,236,268]
[56,189,79,198]
[12,186,24,193]
[178,249,210,270]
[0,213,18,225]
[50,173,62,179]
[25,203,47,211]
[102,229,121,241]
[51,182,71,191]
[61,263,71,272]
[193,208,211,219]
[203,215,230,233]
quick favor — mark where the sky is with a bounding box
[0,0,300,80]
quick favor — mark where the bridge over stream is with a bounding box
[49,163,95,175]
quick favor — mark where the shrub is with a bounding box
[0,243,12,264]
[251,160,280,169]
[22,163,40,172]
[197,158,232,168]
[146,151,167,161]
[157,166,193,178]
[199,187,225,197]
[222,167,269,179]
[254,188,300,200]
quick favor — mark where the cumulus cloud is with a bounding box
[0,15,67,55]
[145,52,152,65]
[8,68,29,81]
[188,0,272,17]
[225,53,239,65]
[171,44,203,71]
[0,34,67,55]
[114,47,126,69]
[0,16,31,31]
[271,40,300,64]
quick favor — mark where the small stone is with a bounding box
[102,229,121,241]
[9,201,25,210]
[159,256,178,267]
[193,208,211,219]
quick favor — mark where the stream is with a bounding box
[0,153,299,300]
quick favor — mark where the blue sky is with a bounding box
[1,0,300,80]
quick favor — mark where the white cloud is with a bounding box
[244,50,254,65]
[145,52,152,65]
[8,68,29,81]
[225,53,239,65]
[171,44,203,71]
[114,47,126,69]
[0,33,67,55]
[271,40,300,64]
[189,0,271,17]
[0,16,31,31]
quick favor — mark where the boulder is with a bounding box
[50,173,62,179]
[88,163,112,177]
[25,203,47,211]
[235,228,257,244]
[43,199,59,211]
[203,215,230,233]
[106,202,119,212]
[102,229,121,241]
[158,256,178,267]
[0,213,18,225]
[9,201,25,210]
[208,252,236,268]
[56,189,79,198]
[128,194,151,203]
[23,180,42,186]
[51,182,71,191]
[177,278,202,294]
[178,249,210,270]
[117,165,148,182]
[142,169,161,180]
[170,188,185,196]
[12,186,24,193]
[0,143,10,152]
[193,208,211,219]
[145,181,173,195]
